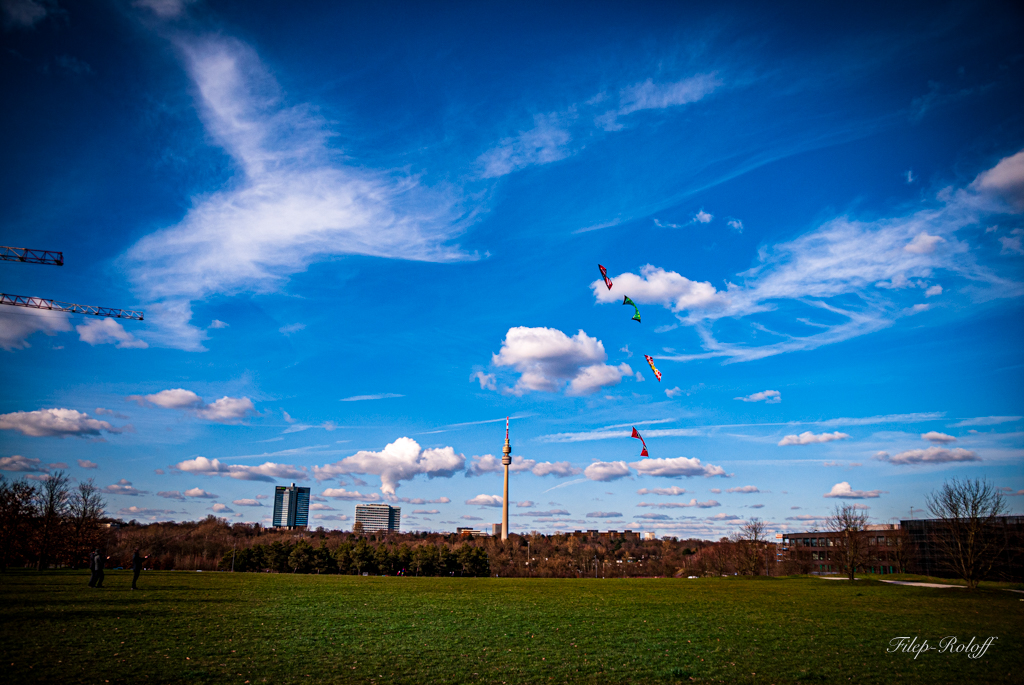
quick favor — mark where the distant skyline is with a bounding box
[1,0,1022,538]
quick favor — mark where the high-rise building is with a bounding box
[354,503,401,532]
[272,483,310,530]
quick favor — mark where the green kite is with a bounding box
[622,296,641,323]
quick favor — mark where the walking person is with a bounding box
[130,549,148,590]
[87,549,99,587]
[92,549,107,588]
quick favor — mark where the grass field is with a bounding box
[1,571,1020,684]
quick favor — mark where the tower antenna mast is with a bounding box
[502,416,511,541]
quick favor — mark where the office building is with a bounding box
[355,503,401,532]
[272,483,310,530]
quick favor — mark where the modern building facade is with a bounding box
[272,483,310,530]
[354,503,401,532]
[781,524,901,575]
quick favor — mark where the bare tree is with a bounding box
[888,521,915,574]
[35,471,71,570]
[827,504,869,580]
[926,478,1007,589]
[732,517,770,575]
[0,476,38,571]
[67,479,106,568]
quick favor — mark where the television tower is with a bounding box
[501,416,511,541]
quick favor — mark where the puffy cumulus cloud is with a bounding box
[0,308,71,351]
[171,456,308,482]
[128,389,255,424]
[232,498,262,507]
[123,35,471,351]
[516,501,535,508]
[970,149,1024,212]
[903,232,945,255]
[921,431,957,444]
[823,482,885,499]
[725,486,760,494]
[466,454,581,478]
[75,318,148,349]
[778,431,850,446]
[309,503,335,511]
[531,461,582,477]
[312,513,350,522]
[630,457,728,478]
[184,487,217,499]
[586,511,623,518]
[584,460,631,482]
[103,479,147,496]
[490,327,632,396]
[0,455,48,472]
[466,494,503,508]
[637,499,719,509]
[637,486,687,496]
[321,488,380,501]
[736,390,781,404]
[925,285,943,297]
[77,459,99,469]
[211,503,233,513]
[591,264,724,313]
[0,408,125,439]
[312,437,464,494]
[875,447,980,466]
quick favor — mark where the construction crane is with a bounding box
[0,244,144,320]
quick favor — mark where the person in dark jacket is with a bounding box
[87,550,99,587]
[130,549,148,590]
[91,549,107,588]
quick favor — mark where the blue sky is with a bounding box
[1,0,1022,537]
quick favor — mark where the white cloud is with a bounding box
[413,509,439,515]
[0,455,48,472]
[312,437,464,494]
[693,210,713,224]
[103,479,147,496]
[950,416,1021,427]
[466,454,531,476]
[637,499,719,509]
[636,486,687,496]
[875,447,980,465]
[339,393,404,402]
[586,511,623,518]
[466,494,503,508]
[708,513,742,521]
[736,390,781,404]
[584,461,631,482]
[631,457,729,478]
[117,506,179,518]
[321,488,380,501]
[925,285,943,297]
[279,323,305,335]
[209,319,229,329]
[122,35,472,350]
[477,113,573,178]
[157,491,185,500]
[127,389,254,423]
[664,387,683,398]
[903,232,945,255]
[211,503,233,513]
[0,308,71,351]
[725,485,760,494]
[591,264,724,313]
[309,503,335,510]
[403,496,451,504]
[823,481,885,499]
[516,500,534,508]
[0,408,124,438]
[727,219,744,232]
[77,459,99,469]
[75,318,148,349]
[778,431,850,446]
[490,327,632,396]
[1000,232,1024,255]
[531,461,582,477]
[921,431,956,444]
[184,487,217,499]
[470,371,497,391]
[596,74,722,131]
[171,456,308,482]
[970,149,1024,212]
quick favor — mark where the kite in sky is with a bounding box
[598,264,613,290]
[631,427,649,457]
[623,296,641,323]
[644,355,662,382]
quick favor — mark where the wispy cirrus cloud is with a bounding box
[122,35,474,350]
[339,393,404,402]
[595,150,1024,363]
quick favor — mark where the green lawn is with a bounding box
[1,571,1020,684]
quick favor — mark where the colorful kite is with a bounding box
[598,264,613,290]
[622,296,641,323]
[644,355,662,382]
[631,427,649,457]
